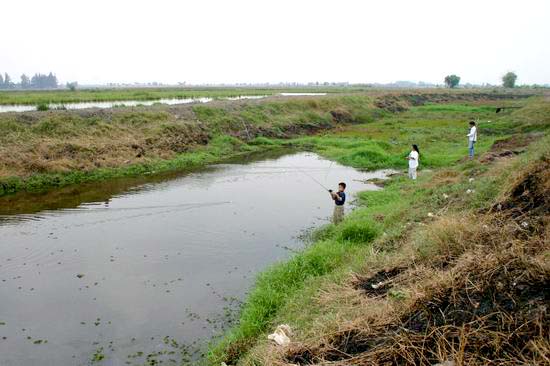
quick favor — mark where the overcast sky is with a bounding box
[1,0,549,85]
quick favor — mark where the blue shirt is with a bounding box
[334,192,346,206]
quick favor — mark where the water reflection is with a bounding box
[0,93,333,113]
[0,95,268,113]
[0,152,392,366]
[0,95,274,113]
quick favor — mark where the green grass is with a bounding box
[208,174,422,365]
[210,148,549,364]
[409,103,497,113]
[207,97,549,365]
[253,99,507,171]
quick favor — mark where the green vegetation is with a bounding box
[91,347,105,363]
[0,90,547,364]
[35,103,49,111]
[0,94,384,196]
[208,96,550,365]
[0,91,544,197]
[66,81,78,91]
[502,71,518,88]
[444,74,460,88]
[0,135,265,196]
[257,102,512,170]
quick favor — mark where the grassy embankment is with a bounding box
[0,91,534,197]
[0,94,378,196]
[208,96,550,365]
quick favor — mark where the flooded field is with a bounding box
[0,94,323,113]
[0,93,331,113]
[0,152,393,365]
[0,95,268,113]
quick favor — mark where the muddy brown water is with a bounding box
[0,151,394,366]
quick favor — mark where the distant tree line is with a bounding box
[0,72,58,89]
[443,71,520,88]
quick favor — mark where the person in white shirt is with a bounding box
[406,144,420,180]
[467,120,477,159]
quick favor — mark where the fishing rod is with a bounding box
[296,167,331,192]
[324,161,334,183]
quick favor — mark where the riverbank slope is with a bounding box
[209,96,550,365]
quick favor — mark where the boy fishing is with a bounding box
[329,182,346,224]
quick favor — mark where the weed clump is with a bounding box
[338,221,380,243]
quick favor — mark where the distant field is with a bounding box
[0,86,539,106]
[0,87,365,105]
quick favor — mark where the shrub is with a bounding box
[36,103,49,111]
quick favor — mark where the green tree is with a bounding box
[47,72,58,88]
[66,81,78,91]
[3,73,13,89]
[444,74,460,88]
[20,74,31,89]
[31,73,57,89]
[502,72,517,88]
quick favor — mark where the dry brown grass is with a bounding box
[0,118,213,179]
[257,156,550,366]
[423,169,462,189]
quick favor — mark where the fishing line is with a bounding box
[61,201,232,229]
[69,201,232,212]
[324,161,334,184]
[295,167,330,192]
[0,201,233,226]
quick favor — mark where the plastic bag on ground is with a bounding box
[267,324,292,346]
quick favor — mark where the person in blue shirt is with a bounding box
[329,182,346,224]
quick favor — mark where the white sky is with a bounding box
[1,0,549,85]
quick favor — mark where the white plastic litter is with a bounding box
[427,212,434,217]
[433,361,455,366]
[268,324,292,346]
[469,178,475,182]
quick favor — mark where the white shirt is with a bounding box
[408,150,419,169]
[467,126,477,142]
